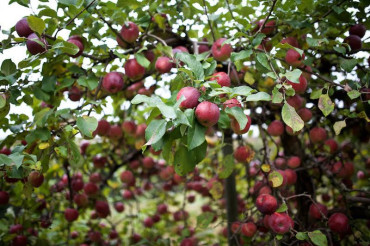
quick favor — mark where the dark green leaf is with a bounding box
[27,16,46,35]
[1,59,16,76]
[187,120,206,150]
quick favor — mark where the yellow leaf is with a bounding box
[261,164,271,173]
[210,181,223,200]
[38,142,50,149]
[268,171,283,188]
[244,72,255,85]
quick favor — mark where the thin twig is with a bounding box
[202,0,216,41]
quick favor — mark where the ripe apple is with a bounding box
[234,146,253,163]
[95,200,110,218]
[195,101,220,127]
[64,208,79,222]
[223,98,242,109]
[285,49,305,67]
[344,35,362,51]
[324,139,338,153]
[256,194,277,214]
[28,171,44,187]
[94,119,111,136]
[198,44,210,53]
[67,37,84,58]
[114,202,124,212]
[0,191,9,205]
[287,94,304,110]
[177,87,200,109]
[119,22,139,43]
[287,75,307,94]
[157,203,168,214]
[122,121,137,135]
[298,108,312,122]
[281,37,299,48]
[260,19,276,35]
[73,193,88,207]
[257,38,272,52]
[328,213,350,235]
[211,38,232,62]
[12,235,27,246]
[230,115,252,135]
[331,162,354,179]
[308,203,328,220]
[68,86,82,101]
[108,125,123,139]
[71,178,84,192]
[10,224,23,234]
[142,157,155,169]
[102,72,124,93]
[125,58,145,80]
[155,56,173,74]
[287,156,301,168]
[231,221,241,233]
[15,18,33,37]
[284,169,297,185]
[309,127,327,143]
[241,222,257,237]
[93,156,107,169]
[26,33,48,55]
[275,157,286,169]
[84,182,99,196]
[349,24,366,38]
[211,72,231,87]
[88,230,102,242]
[122,190,134,200]
[268,212,293,234]
[267,120,284,136]
[143,217,154,228]
[0,147,11,155]
[120,170,135,184]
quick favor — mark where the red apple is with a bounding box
[223,98,242,109]
[64,208,79,222]
[94,119,111,136]
[102,72,124,94]
[142,157,155,169]
[74,193,88,207]
[26,33,48,55]
[143,217,154,228]
[241,222,257,237]
[285,49,305,67]
[122,121,137,135]
[119,22,139,43]
[324,139,338,153]
[157,204,168,214]
[281,37,299,48]
[234,146,253,163]
[211,38,232,62]
[0,191,9,205]
[108,125,123,139]
[177,87,200,109]
[287,95,304,110]
[298,108,312,122]
[95,200,110,218]
[344,35,362,51]
[211,72,231,87]
[67,38,84,58]
[68,86,82,101]
[349,24,366,38]
[155,56,172,74]
[28,171,44,188]
[114,202,124,212]
[12,235,27,246]
[15,18,33,37]
[328,213,350,235]
[125,59,145,80]
[195,101,220,127]
[230,115,252,135]
[309,203,328,220]
[84,182,99,196]
[287,156,301,168]
[120,170,135,184]
[267,120,284,136]
[268,212,293,234]
[256,194,277,214]
[309,127,327,143]
[286,75,307,94]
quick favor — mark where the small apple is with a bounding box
[281,37,299,48]
[84,182,99,196]
[309,127,327,143]
[298,108,312,122]
[15,18,33,37]
[324,139,338,153]
[102,72,124,94]
[211,38,232,62]
[344,35,362,51]
[211,72,231,87]
[120,170,135,184]
[195,101,220,127]
[119,22,139,43]
[26,33,48,55]
[155,56,173,74]
[256,194,277,214]
[94,119,111,136]
[95,200,110,218]
[223,98,242,109]
[349,24,366,38]
[28,171,44,188]
[267,120,284,136]
[108,125,123,139]
[234,146,253,163]
[309,203,328,220]
[73,193,88,207]
[64,208,79,222]
[122,121,137,136]
[157,204,168,214]
[286,75,307,94]
[241,222,257,237]
[114,202,124,212]
[177,87,200,109]
[0,191,9,205]
[67,37,84,58]
[285,49,305,67]
[328,213,350,235]
[68,86,82,101]
[268,212,293,234]
[287,156,301,168]
[125,58,145,80]
[287,95,304,110]
[230,115,252,135]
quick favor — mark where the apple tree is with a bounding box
[0,0,369,245]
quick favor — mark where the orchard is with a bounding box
[0,0,369,245]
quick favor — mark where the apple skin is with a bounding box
[9,224,23,234]
[119,22,139,43]
[12,235,28,246]
[102,72,124,94]
[71,178,84,192]
[284,169,297,185]
[287,95,304,110]
[309,203,328,220]
[223,98,242,109]
[108,125,123,139]
[287,156,301,168]
[114,202,124,212]
[285,49,305,67]
[241,222,257,237]
[344,35,362,51]
[230,115,252,135]
[94,119,111,136]
[260,19,276,35]
[281,37,299,48]
[28,171,44,188]
[349,24,366,38]
[67,38,84,58]
[64,208,79,222]
[95,200,110,218]
[195,101,220,127]
[268,212,294,234]
[324,139,338,153]
[331,162,354,179]
[328,213,350,235]
[155,56,172,74]
[298,108,312,122]
[267,120,284,136]
[0,191,9,205]
[142,157,155,169]
[309,127,327,143]
[68,86,82,101]
[211,72,231,87]
[256,194,278,214]
[234,146,252,163]
[84,182,99,196]
[143,217,154,228]
[177,87,200,109]
[15,18,33,37]
[26,33,48,55]
[120,170,135,184]
[125,59,145,80]
[287,75,307,94]
[73,193,88,207]
[93,156,107,169]
[157,204,168,214]
[211,38,232,62]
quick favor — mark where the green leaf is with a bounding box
[175,52,204,80]
[306,37,328,47]
[333,46,346,55]
[340,58,357,72]
[256,53,270,71]
[225,107,247,129]
[197,212,214,228]
[173,110,191,127]
[284,69,302,83]
[218,154,234,179]
[76,116,98,138]
[252,33,266,47]
[282,102,304,132]
[318,94,334,116]
[268,171,284,188]
[231,50,253,62]
[246,92,271,101]
[310,88,323,99]
[1,59,16,76]
[34,108,53,127]
[67,140,82,168]
[347,90,361,100]
[58,40,79,55]
[54,146,68,158]
[272,87,283,104]
[174,144,196,176]
[27,16,46,35]
[135,53,151,68]
[77,75,99,90]
[145,119,167,146]
[187,120,206,150]
[333,120,346,135]
[308,230,328,246]
[296,232,309,240]
[0,94,6,109]
[230,86,254,97]
[276,203,288,212]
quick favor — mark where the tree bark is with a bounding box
[223,131,238,246]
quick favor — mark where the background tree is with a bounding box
[0,0,369,246]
